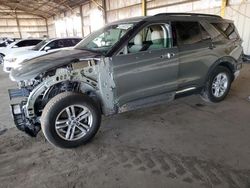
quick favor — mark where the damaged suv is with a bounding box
[9,13,243,148]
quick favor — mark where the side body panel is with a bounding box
[111,47,179,106]
[177,41,218,90]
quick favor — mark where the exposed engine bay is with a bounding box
[9,58,116,137]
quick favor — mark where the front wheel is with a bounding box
[41,92,101,148]
[201,66,233,103]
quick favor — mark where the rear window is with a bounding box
[211,22,239,40]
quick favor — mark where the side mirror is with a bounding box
[44,46,51,51]
[12,45,18,48]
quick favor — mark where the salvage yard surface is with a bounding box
[1,65,250,188]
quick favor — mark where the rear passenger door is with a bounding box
[172,21,218,91]
[111,23,179,106]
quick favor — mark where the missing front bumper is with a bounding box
[9,88,40,137]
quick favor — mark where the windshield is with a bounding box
[32,39,50,51]
[75,23,134,55]
[0,42,7,47]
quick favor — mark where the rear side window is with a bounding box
[71,39,81,45]
[211,22,239,40]
[16,39,41,47]
[62,39,81,47]
[15,40,28,47]
[26,39,42,46]
[174,22,203,45]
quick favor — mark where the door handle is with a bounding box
[209,43,216,49]
[160,53,175,59]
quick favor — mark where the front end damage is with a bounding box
[9,89,41,136]
[9,57,116,137]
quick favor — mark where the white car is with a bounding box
[0,38,42,64]
[3,37,82,72]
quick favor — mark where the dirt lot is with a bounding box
[0,64,250,188]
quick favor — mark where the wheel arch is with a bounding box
[206,56,236,83]
[27,78,100,118]
[41,80,101,110]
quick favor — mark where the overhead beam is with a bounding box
[147,0,199,10]
[0,4,16,17]
[91,0,104,11]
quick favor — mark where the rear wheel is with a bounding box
[41,92,101,148]
[0,54,4,64]
[201,66,233,103]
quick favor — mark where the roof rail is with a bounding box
[155,13,222,19]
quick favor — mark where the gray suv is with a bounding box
[9,13,243,148]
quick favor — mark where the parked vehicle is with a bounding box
[3,37,82,73]
[8,13,243,148]
[0,37,15,47]
[0,38,42,65]
[0,38,16,64]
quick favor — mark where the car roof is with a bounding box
[47,37,82,41]
[145,13,232,22]
[19,38,42,41]
[107,16,149,25]
[108,13,232,26]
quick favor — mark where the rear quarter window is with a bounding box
[211,22,239,40]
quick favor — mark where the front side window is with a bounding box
[33,39,50,51]
[174,21,202,45]
[46,40,64,50]
[127,24,171,54]
[75,23,134,55]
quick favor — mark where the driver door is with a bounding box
[111,23,179,107]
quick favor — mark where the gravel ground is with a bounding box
[0,64,250,188]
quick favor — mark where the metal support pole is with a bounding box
[102,0,107,24]
[79,5,84,37]
[15,10,22,38]
[220,0,228,17]
[45,18,49,37]
[142,0,146,16]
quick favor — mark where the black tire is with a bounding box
[0,54,4,64]
[201,66,233,103]
[41,92,101,148]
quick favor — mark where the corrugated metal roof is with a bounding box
[0,0,89,18]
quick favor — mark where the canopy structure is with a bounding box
[0,0,90,18]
